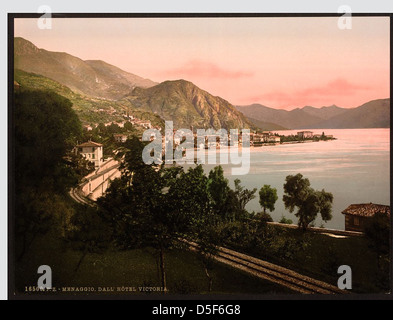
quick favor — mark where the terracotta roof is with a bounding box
[342,203,390,217]
[76,141,103,148]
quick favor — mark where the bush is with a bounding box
[259,212,273,223]
[279,216,293,225]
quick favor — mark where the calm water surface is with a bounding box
[187,128,390,230]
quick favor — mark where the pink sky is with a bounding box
[14,17,389,110]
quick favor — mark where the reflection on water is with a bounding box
[186,128,390,230]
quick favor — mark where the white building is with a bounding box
[267,136,281,143]
[297,131,313,139]
[113,134,128,143]
[76,141,104,168]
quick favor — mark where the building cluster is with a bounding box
[122,110,154,129]
[142,129,282,151]
[297,131,314,139]
[297,131,333,139]
[83,107,159,134]
[250,131,281,145]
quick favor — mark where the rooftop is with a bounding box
[342,203,390,218]
[76,141,103,148]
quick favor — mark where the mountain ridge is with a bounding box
[14,37,157,100]
[14,37,389,131]
[236,100,390,129]
[125,79,252,129]
[14,37,253,130]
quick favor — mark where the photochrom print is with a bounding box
[9,14,390,298]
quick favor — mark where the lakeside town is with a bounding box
[80,109,336,151]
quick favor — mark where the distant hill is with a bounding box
[125,80,252,130]
[14,37,157,100]
[300,105,347,120]
[309,99,390,129]
[15,37,389,131]
[237,100,390,129]
[14,69,164,128]
[15,37,253,130]
[246,117,288,131]
[236,104,323,129]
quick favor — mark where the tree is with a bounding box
[259,185,278,215]
[207,166,231,219]
[14,89,82,260]
[98,138,214,292]
[233,179,257,213]
[124,121,135,132]
[282,173,333,230]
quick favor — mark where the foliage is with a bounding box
[283,173,333,230]
[98,138,216,290]
[364,212,390,256]
[279,216,293,225]
[207,166,231,218]
[14,89,83,260]
[14,89,82,188]
[233,179,257,216]
[258,212,273,223]
[259,185,278,214]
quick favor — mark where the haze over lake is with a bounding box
[191,128,389,230]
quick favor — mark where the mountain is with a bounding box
[236,104,323,129]
[300,105,347,120]
[16,37,388,131]
[246,117,288,131]
[237,100,390,129]
[309,99,390,129]
[14,37,157,100]
[15,37,252,130]
[14,69,165,128]
[125,80,252,130]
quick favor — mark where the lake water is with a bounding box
[186,128,390,230]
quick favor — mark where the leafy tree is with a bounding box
[233,179,257,214]
[207,166,231,219]
[124,121,135,132]
[282,173,333,230]
[259,185,278,214]
[15,90,81,187]
[14,89,82,260]
[98,138,214,291]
